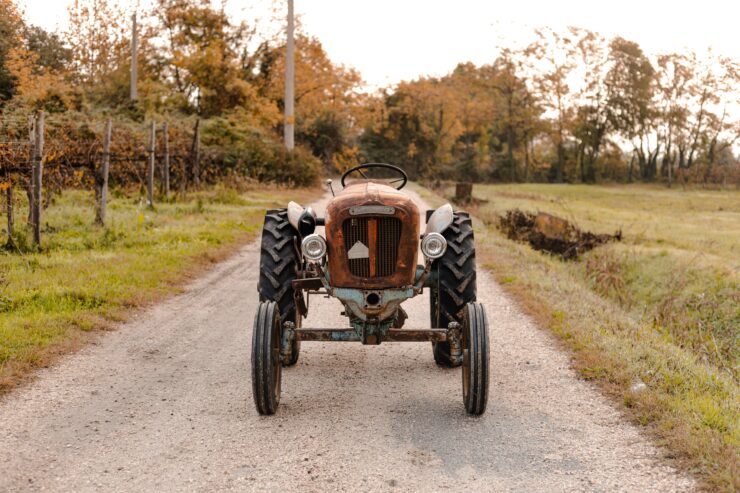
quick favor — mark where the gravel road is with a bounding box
[0,191,695,492]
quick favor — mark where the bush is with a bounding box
[201,114,320,187]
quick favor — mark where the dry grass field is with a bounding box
[0,185,322,394]
[414,182,739,492]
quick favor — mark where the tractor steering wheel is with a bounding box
[340,163,408,190]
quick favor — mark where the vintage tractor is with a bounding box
[252,163,489,415]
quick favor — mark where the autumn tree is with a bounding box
[252,34,365,169]
[24,26,72,72]
[526,28,578,182]
[676,53,740,180]
[487,49,542,181]
[150,0,268,118]
[605,37,658,180]
[653,53,692,185]
[0,0,23,104]
[66,0,128,88]
[489,51,522,180]
[0,2,73,112]
[361,82,444,180]
[570,28,611,182]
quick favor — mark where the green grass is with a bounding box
[414,182,739,492]
[0,185,322,393]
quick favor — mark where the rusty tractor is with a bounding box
[252,163,489,415]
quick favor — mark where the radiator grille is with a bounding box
[375,217,401,277]
[342,217,401,278]
[343,217,370,278]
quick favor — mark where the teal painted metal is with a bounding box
[314,260,433,343]
[329,330,361,341]
[425,270,438,287]
[333,286,414,323]
[332,286,367,305]
[349,318,393,333]
[280,321,296,364]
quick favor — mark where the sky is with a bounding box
[20,0,740,90]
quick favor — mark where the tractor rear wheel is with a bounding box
[430,212,477,367]
[251,301,282,415]
[462,302,489,415]
[258,209,301,366]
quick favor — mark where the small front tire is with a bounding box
[462,302,489,415]
[251,301,282,415]
[285,338,300,366]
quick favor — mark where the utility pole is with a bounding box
[130,12,138,101]
[284,0,295,151]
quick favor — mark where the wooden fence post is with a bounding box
[147,120,155,208]
[179,152,187,195]
[192,118,200,188]
[96,118,112,225]
[162,122,170,196]
[5,182,14,248]
[32,111,44,246]
[27,114,35,224]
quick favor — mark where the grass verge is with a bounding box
[412,182,739,492]
[0,185,323,395]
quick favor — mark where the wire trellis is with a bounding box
[0,112,201,209]
[1,112,206,248]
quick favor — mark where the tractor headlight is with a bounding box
[301,234,327,262]
[421,232,447,259]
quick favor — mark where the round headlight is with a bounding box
[421,232,447,259]
[301,234,327,261]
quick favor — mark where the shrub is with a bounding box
[201,114,320,187]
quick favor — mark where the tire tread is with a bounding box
[258,209,301,366]
[431,212,477,367]
[463,302,489,415]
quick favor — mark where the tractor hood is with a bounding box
[324,181,420,289]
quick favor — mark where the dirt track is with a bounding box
[0,192,695,492]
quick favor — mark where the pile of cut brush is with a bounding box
[498,210,621,260]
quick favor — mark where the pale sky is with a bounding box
[20,0,740,90]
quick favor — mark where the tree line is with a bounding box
[1,0,738,188]
[1,0,367,188]
[363,28,739,185]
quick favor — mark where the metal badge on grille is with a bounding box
[349,206,395,215]
[347,241,369,259]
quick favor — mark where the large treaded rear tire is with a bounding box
[430,212,477,367]
[258,209,300,366]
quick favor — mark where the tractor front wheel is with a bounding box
[462,302,489,415]
[251,301,282,415]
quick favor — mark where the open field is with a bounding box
[0,185,322,394]
[414,183,739,491]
